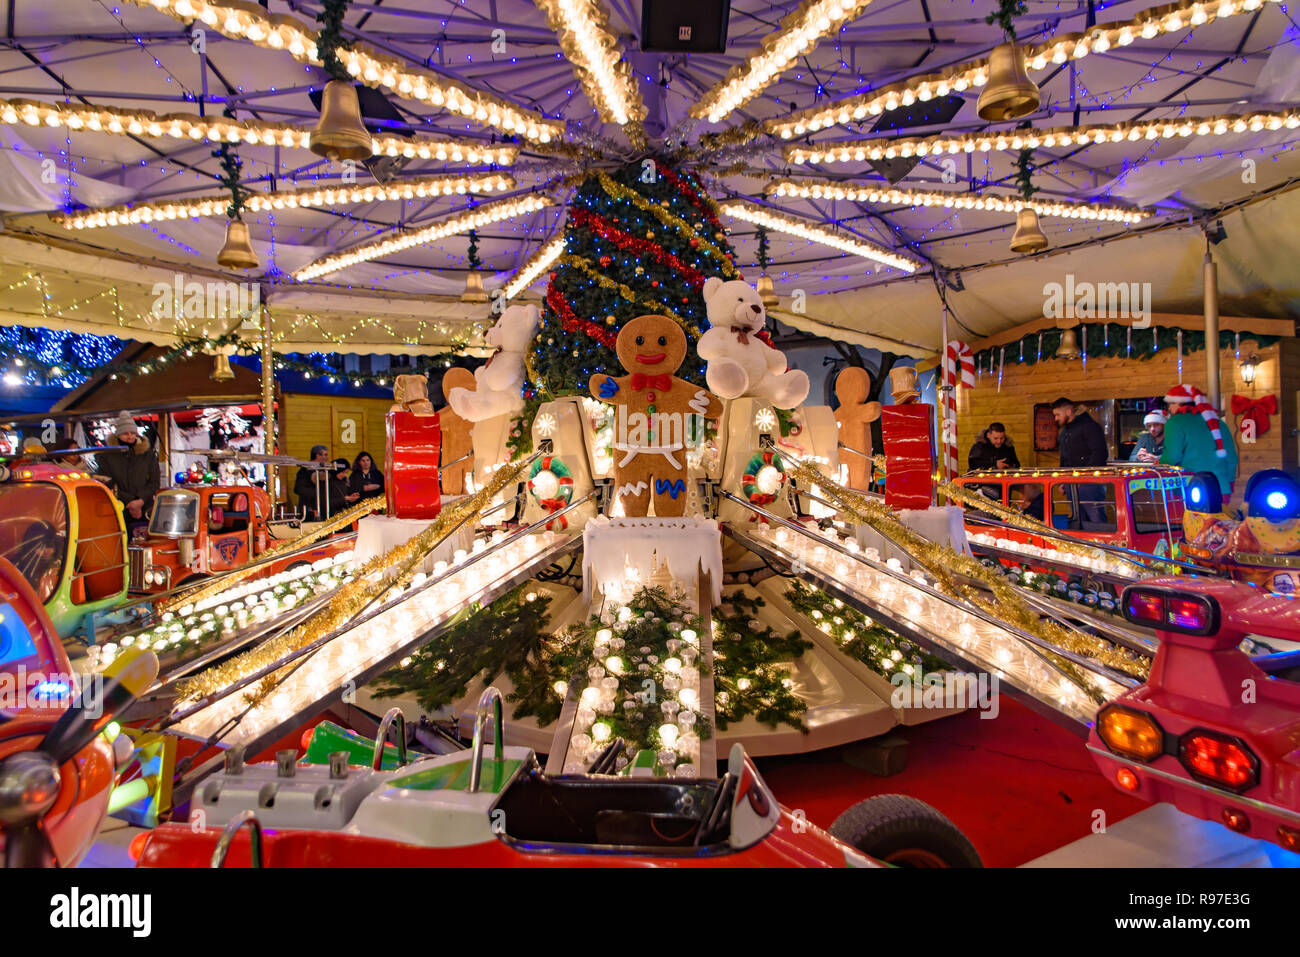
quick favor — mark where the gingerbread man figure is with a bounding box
[834,367,883,491]
[589,315,722,518]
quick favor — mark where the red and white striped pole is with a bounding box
[942,340,973,479]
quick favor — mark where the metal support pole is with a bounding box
[939,301,951,483]
[1203,247,1221,413]
[260,305,276,502]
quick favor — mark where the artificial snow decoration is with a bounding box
[582,515,724,607]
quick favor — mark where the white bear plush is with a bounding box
[447,303,541,422]
[698,277,809,409]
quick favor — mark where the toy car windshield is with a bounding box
[0,483,69,604]
[149,491,199,538]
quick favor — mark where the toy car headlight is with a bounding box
[1245,469,1300,523]
[143,570,155,585]
[1096,704,1165,762]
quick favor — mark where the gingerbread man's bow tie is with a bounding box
[731,326,778,350]
[631,373,672,391]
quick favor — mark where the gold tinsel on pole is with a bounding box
[172,455,536,708]
[159,496,387,614]
[785,457,1148,694]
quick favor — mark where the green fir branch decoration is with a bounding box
[985,0,1028,41]
[755,225,770,273]
[467,229,483,272]
[212,109,248,221]
[315,0,353,83]
[1015,149,1039,203]
[711,591,810,732]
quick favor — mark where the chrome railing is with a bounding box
[468,687,503,793]
[372,707,408,771]
[209,809,263,868]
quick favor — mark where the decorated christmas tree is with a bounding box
[527,160,743,397]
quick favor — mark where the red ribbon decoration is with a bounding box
[546,284,617,348]
[654,166,722,229]
[538,498,568,530]
[631,372,672,391]
[568,207,707,288]
[1231,393,1277,435]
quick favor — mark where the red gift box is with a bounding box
[882,405,935,511]
[386,410,443,520]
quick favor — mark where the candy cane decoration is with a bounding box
[942,341,974,478]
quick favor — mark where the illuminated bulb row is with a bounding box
[53,173,515,231]
[692,0,875,122]
[785,110,1300,164]
[767,179,1151,224]
[504,233,567,299]
[967,532,1138,576]
[768,0,1284,139]
[293,194,554,281]
[719,200,920,273]
[127,0,561,143]
[0,97,519,164]
[533,0,644,127]
[174,529,557,742]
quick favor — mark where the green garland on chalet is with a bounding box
[974,324,1281,373]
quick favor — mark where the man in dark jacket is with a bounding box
[294,445,332,519]
[1052,397,1110,526]
[97,411,160,529]
[1051,397,1109,467]
[967,422,1021,472]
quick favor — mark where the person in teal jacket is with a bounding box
[1160,386,1238,494]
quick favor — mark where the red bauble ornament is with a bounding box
[651,281,659,287]
[599,256,612,267]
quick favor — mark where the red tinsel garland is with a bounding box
[655,167,722,228]
[547,283,617,349]
[568,206,707,289]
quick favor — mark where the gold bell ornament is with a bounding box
[217,218,259,270]
[460,271,489,303]
[1054,327,1081,361]
[977,42,1041,122]
[1009,207,1048,254]
[756,274,778,309]
[309,80,374,162]
[210,351,236,382]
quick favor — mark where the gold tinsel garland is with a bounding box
[785,458,1148,693]
[595,171,740,277]
[159,496,387,614]
[172,455,537,708]
[937,479,1156,576]
[557,254,697,332]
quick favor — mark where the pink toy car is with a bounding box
[1088,577,1300,853]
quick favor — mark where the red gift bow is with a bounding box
[730,326,779,350]
[1231,393,1277,435]
[538,497,568,530]
[631,372,672,391]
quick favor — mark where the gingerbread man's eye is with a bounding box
[658,336,667,346]
[635,335,644,346]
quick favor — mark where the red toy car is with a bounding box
[1089,578,1300,853]
[135,692,982,869]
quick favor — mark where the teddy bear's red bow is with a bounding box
[732,326,778,350]
[631,373,672,392]
[1231,393,1277,434]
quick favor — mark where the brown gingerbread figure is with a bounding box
[589,315,722,517]
[834,367,883,491]
[437,367,476,495]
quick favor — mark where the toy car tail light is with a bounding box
[1096,705,1164,762]
[1179,730,1259,792]
[1115,767,1140,791]
[1221,807,1250,833]
[1121,586,1219,635]
[1278,826,1300,852]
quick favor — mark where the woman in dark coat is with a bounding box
[347,451,385,504]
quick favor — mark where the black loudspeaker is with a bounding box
[640,0,731,53]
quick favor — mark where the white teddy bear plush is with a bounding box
[447,303,541,422]
[698,276,809,409]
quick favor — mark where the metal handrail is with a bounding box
[372,707,408,771]
[468,687,503,793]
[209,809,263,868]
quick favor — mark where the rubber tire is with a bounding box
[829,794,982,868]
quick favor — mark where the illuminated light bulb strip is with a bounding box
[719,200,920,273]
[125,0,562,143]
[784,109,1300,164]
[533,0,645,128]
[293,194,554,281]
[0,96,520,164]
[691,0,876,122]
[504,233,566,299]
[767,0,1286,139]
[767,179,1152,224]
[52,172,516,231]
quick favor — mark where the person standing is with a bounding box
[346,451,385,504]
[294,445,331,519]
[1051,397,1109,467]
[967,422,1021,472]
[1160,384,1238,495]
[1130,411,1166,462]
[97,411,160,529]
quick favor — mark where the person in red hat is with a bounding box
[1160,384,1238,495]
